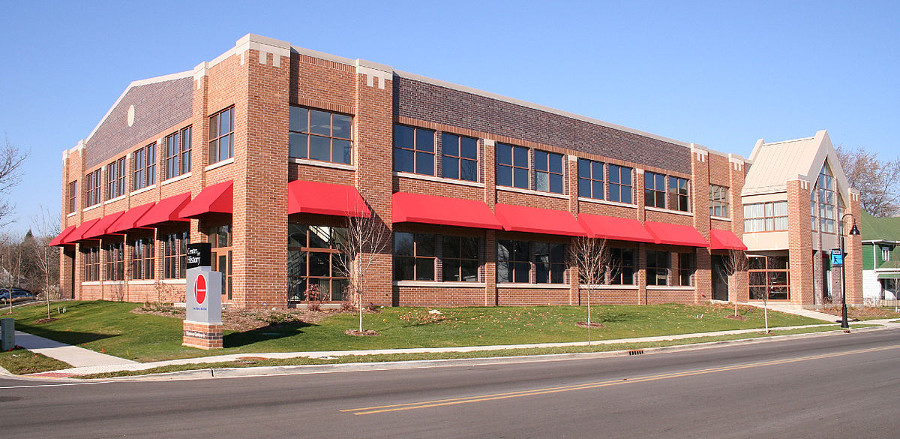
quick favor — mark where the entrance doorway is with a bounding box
[711,255,729,301]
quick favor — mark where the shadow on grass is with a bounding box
[12,326,118,346]
[224,321,315,348]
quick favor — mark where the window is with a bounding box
[442,236,479,282]
[668,176,690,212]
[744,201,788,232]
[131,237,154,280]
[67,181,78,213]
[497,240,566,284]
[646,251,669,286]
[817,165,836,233]
[104,241,124,281]
[164,126,193,180]
[393,125,434,175]
[84,169,102,207]
[106,157,126,200]
[709,185,729,218]
[209,106,234,163]
[608,164,633,204]
[749,256,790,300]
[208,225,233,300]
[163,231,189,279]
[394,232,436,281]
[644,172,666,208]
[677,252,695,286]
[288,224,349,301]
[810,190,817,231]
[609,248,635,285]
[133,143,156,190]
[496,143,529,189]
[883,247,892,263]
[441,133,478,181]
[578,159,604,200]
[82,245,99,281]
[534,150,564,194]
[289,107,352,165]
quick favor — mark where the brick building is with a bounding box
[50,34,862,309]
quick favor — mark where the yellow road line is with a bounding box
[344,344,900,415]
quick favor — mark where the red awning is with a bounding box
[65,218,102,243]
[710,229,748,251]
[82,211,126,239]
[644,221,709,247]
[493,204,587,236]
[179,181,233,218]
[577,214,655,243]
[288,180,370,218]
[135,192,191,227]
[393,192,501,229]
[109,202,156,233]
[49,225,77,247]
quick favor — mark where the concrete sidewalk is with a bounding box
[14,331,138,368]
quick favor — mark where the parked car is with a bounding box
[0,288,34,303]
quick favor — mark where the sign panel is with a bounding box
[831,248,844,267]
[186,243,211,269]
[186,266,222,324]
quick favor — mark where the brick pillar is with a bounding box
[728,155,748,302]
[787,179,814,307]
[691,145,711,303]
[567,155,579,305]
[483,139,497,306]
[846,189,864,304]
[635,169,647,305]
[354,60,394,306]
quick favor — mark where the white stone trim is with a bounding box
[66,212,76,218]
[81,281,100,286]
[393,281,486,288]
[291,158,355,171]
[580,284,639,290]
[82,203,101,213]
[578,197,637,209]
[104,195,126,205]
[646,285,694,291]
[162,279,187,285]
[710,215,732,222]
[129,280,155,285]
[103,281,125,286]
[497,283,569,289]
[161,172,192,186]
[394,172,484,188]
[645,206,694,217]
[130,184,156,197]
[497,185,568,199]
[205,157,234,171]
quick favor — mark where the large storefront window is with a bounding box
[497,240,565,284]
[104,241,124,281]
[610,248,635,285]
[817,165,836,233]
[288,224,349,302]
[749,255,790,300]
[82,245,100,281]
[130,237,154,280]
[163,231,189,279]
[394,232,436,281]
[441,236,479,282]
[208,225,232,300]
[646,251,669,286]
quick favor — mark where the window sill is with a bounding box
[67,212,76,218]
[129,280,156,285]
[578,197,636,209]
[130,184,156,196]
[581,284,638,289]
[205,157,234,171]
[103,281,125,285]
[646,285,694,290]
[82,204,101,213]
[497,283,569,289]
[162,279,186,284]
[393,281,486,288]
[81,281,100,286]
[710,215,731,222]
[291,158,355,171]
[104,195,126,205]
[645,206,693,217]
[161,172,192,186]
[394,172,484,188]
[497,186,568,199]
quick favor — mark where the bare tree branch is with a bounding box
[0,137,28,226]
[334,209,390,333]
[836,145,900,217]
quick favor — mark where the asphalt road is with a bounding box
[3,328,900,438]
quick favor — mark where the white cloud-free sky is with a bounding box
[1,0,897,235]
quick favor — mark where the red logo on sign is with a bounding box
[194,274,207,304]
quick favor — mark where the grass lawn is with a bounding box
[0,348,72,374]
[4,301,826,363]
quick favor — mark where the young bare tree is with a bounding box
[0,138,28,226]
[334,211,390,334]
[0,233,27,314]
[721,249,749,317]
[836,145,900,217]
[29,207,60,319]
[569,236,616,343]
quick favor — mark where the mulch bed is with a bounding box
[344,329,379,336]
[132,305,335,332]
[575,321,604,328]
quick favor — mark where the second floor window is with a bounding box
[578,158,604,200]
[645,172,666,208]
[106,157,126,199]
[710,185,729,218]
[441,133,478,181]
[668,176,690,212]
[289,107,352,165]
[84,169,101,207]
[608,164,633,204]
[534,150,564,194]
[744,201,788,232]
[67,181,78,213]
[133,143,156,191]
[496,143,529,189]
[164,126,193,180]
[393,125,434,175]
[209,106,234,163]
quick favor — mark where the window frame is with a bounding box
[440,133,478,182]
[208,106,234,164]
[578,158,605,200]
[84,169,102,207]
[609,247,635,285]
[533,150,564,194]
[441,235,480,282]
[668,176,690,212]
[496,143,530,190]
[748,255,790,300]
[163,231,189,279]
[132,142,156,191]
[288,224,350,302]
[130,237,155,280]
[393,232,437,281]
[608,164,633,204]
[644,172,666,208]
[393,125,435,176]
[646,250,670,286]
[677,252,695,286]
[289,106,352,165]
[82,245,100,281]
[744,201,789,233]
[497,240,566,284]
[208,225,233,300]
[67,181,78,213]
[709,185,730,218]
[104,241,124,281]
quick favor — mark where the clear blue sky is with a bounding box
[1,0,898,235]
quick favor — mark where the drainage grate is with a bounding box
[628,349,644,356]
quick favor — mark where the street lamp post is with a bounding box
[839,213,861,329]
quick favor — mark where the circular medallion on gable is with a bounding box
[127,105,135,127]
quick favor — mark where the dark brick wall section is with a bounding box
[84,77,193,168]
[395,77,691,175]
